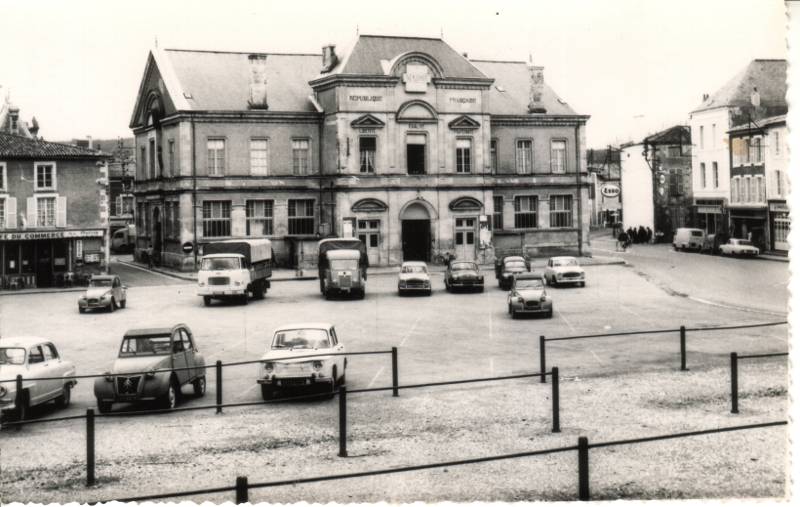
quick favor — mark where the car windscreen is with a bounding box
[553,259,578,267]
[516,279,544,290]
[272,329,330,350]
[691,231,703,237]
[451,263,477,271]
[120,336,172,356]
[0,347,25,365]
[330,259,358,271]
[504,261,527,270]
[201,257,241,270]
[90,279,113,287]
[401,265,427,274]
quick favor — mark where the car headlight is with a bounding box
[234,281,242,286]
[540,295,547,302]
[517,297,524,303]
[399,281,406,288]
[478,276,484,282]
[312,361,323,371]
[199,282,206,287]
[263,362,274,373]
[102,291,112,300]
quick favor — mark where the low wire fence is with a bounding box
[538,320,788,382]
[97,420,787,503]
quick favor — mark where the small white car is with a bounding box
[0,337,77,421]
[544,256,586,287]
[257,323,346,399]
[398,261,432,296]
[719,238,760,257]
[79,274,127,313]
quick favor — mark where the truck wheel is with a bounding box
[324,290,332,301]
[79,307,86,314]
[203,296,211,306]
[241,294,249,305]
[358,289,365,300]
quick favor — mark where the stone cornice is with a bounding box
[490,115,590,127]
[309,74,399,92]
[133,111,322,133]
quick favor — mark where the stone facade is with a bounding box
[129,36,590,269]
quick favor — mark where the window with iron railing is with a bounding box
[514,195,537,228]
[202,201,231,238]
[549,195,573,228]
[288,199,315,235]
[246,199,274,236]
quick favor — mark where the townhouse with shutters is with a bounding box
[688,59,787,242]
[130,35,590,270]
[0,132,110,289]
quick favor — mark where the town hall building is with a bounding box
[129,35,590,269]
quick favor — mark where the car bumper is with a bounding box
[258,375,333,387]
[450,280,483,287]
[198,287,246,296]
[554,274,585,283]
[79,299,112,309]
[399,285,431,292]
[511,301,552,314]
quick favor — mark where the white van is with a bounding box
[673,228,705,251]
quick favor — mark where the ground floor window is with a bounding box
[202,201,231,238]
[514,196,538,229]
[288,199,315,235]
[549,195,573,228]
[357,219,380,247]
[492,196,503,230]
[246,199,274,236]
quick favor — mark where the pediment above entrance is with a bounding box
[350,114,386,128]
[449,196,483,211]
[448,115,480,130]
[352,198,388,212]
[397,100,438,124]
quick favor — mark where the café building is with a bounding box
[130,35,590,269]
[0,132,110,289]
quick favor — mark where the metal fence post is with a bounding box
[731,352,739,414]
[552,367,560,433]
[216,360,223,414]
[235,476,249,503]
[14,375,23,431]
[578,436,590,501]
[338,386,348,457]
[539,335,547,383]
[680,326,688,371]
[86,409,96,486]
[391,347,399,397]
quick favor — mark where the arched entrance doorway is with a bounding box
[151,206,162,266]
[400,202,431,261]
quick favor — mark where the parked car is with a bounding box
[673,228,706,251]
[444,261,484,292]
[0,337,77,421]
[397,261,431,296]
[496,256,530,290]
[544,256,586,287]
[257,323,346,399]
[507,273,553,319]
[93,325,206,413]
[78,274,127,313]
[719,238,760,257]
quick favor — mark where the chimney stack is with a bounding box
[527,63,546,114]
[29,116,39,138]
[321,44,338,73]
[702,93,709,102]
[247,54,269,110]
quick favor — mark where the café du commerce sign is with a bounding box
[600,184,621,198]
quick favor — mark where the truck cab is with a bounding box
[322,249,365,299]
[197,239,272,305]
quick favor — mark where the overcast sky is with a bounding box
[0,0,788,148]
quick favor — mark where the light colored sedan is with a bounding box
[0,337,77,421]
[398,261,431,295]
[78,274,127,313]
[719,238,760,257]
[507,274,553,319]
[257,323,346,399]
[544,256,586,287]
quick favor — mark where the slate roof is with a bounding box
[643,125,691,146]
[0,132,109,159]
[329,34,488,79]
[728,113,786,133]
[692,59,787,113]
[163,49,321,112]
[470,60,577,116]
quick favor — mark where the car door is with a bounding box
[181,329,198,381]
[43,343,69,394]
[26,345,51,405]
[329,327,345,379]
[171,329,190,385]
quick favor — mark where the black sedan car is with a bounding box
[444,261,484,292]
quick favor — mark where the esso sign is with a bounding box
[601,184,620,198]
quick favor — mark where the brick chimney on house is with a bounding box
[8,106,19,134]
[29,116,39,138]
[527,62,546,114]
[321,44,338,73]
[247,54,269,110]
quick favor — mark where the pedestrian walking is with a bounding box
[646,227,653,243]
[146,244,154,270]
[617,231,629,252]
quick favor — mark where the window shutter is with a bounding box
[6,197,17,229]
[27,197,37,228]
[56,196,67,227]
